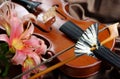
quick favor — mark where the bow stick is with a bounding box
[28,23,119,79]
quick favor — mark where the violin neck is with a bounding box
[12,0,41,13]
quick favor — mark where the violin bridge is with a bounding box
[42,6,56,22]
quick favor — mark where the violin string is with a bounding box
[12,24,110,79]
[99,24,109,32]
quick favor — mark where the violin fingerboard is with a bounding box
[93,46,120,69]
[59,21,84,42]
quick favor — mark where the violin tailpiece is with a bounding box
[93,46,120,69]
[59,21,84,42]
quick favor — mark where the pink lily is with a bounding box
[0,4,47,79]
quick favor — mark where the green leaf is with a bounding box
[0,55,10,77]
[0,42,9,55]
[0,42,9,77]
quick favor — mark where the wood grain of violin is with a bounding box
[12,0,115,78]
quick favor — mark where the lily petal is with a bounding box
[35,39,47,55]
[20,21,34,40]
[0,34,9,44]
[9,11,24,41]
[22,13,36,24]
[0,16,11,35]
[23,35,47,55]
[11,50,26,65]
[27,52,41,65]
[22,74,30,79]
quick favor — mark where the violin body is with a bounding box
[34,17,114,78]
[29,0,114,78]
[12,0,115,78]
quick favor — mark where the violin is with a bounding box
[11,0,119,78]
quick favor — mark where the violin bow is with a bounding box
[28,23,119,79]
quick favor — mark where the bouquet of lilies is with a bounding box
[0,2,48,79]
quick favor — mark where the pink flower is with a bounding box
[0,4,47,79]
